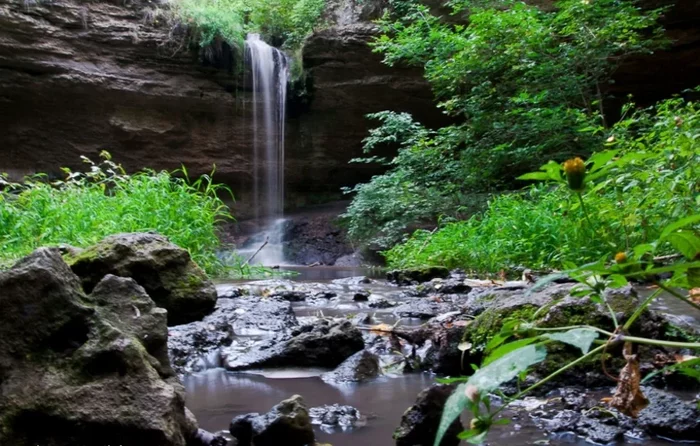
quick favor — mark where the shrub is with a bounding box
[385,94,700,273]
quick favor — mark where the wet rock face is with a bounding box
[65,232,217,326]
[394,384,463,446]
[0,0,443,215]
[309,404,365,432]
[536,386,700,443]
[387,267,451,285]
[321,349,381,384]
[229,395,315,446]
[0,249,199,446]
[224,319,364,371]
[168,296,298,375]
[637,387,700,440]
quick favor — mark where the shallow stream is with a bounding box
[185,267,699,446]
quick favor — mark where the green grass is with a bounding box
[0,154,243,277]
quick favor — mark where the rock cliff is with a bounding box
[0,0,698,215]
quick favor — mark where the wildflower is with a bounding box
[563,157,586,192]
[464,384,480,403]
[615,252,627,264]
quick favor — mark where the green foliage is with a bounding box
[385,95,700,272]
[345,0,665,246]
[342,112,488,248]
[170,0,327,52]
[435,214,700,445]
[0,153,237,277]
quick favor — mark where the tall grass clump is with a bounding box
[0,152,233,275]
[385,94,700,273]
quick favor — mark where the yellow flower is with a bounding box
[563,157,586,192]
[615,252,628,264]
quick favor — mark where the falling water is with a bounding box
[243,34,289,265]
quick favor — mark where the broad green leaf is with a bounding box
[517,172,552,181]
[667,230,700,259]
[435,376,470,384]
[660,214,700,240]
[434,383,470,446]
[543,328,599,354]
[483,337,540,366]
[469,344,547,392]
[433,345,547,446]
[633,243,656,258]
[607,274,629,288]
[586,149,619,172]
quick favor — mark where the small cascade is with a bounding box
[242,34,289,265]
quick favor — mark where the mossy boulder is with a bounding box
[229,395,315,446]
[0,248,202,446]
[65,232,217,325]
[430,283,662,382]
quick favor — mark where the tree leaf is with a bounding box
[517,172,552,181]
[483,337,540,366]
[667,230,700,260]
[542,328,599,354]
[660,214,700,240]
[433,345,547,446]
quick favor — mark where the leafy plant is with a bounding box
[344,0,666,246]
[168,0,327,54]
[433,157,700,446]
[384,94,700,273]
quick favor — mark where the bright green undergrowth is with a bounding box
[0,153,263,278]
[168,0,327,53]
[343,0,666,247]
[385,95,700,272]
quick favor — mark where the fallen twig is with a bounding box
[244,237,269,266]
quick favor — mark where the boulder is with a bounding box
[168,297,298,375]
[229,395,315,446]
[394,384,463,446]
[0,248,200,446]
[321,350,381,384]
[309,404,364,432]
[224,320,364,371]
[353,290,371,301]
[387,267,450,285]
[65,232,217,325]
[637,387,700,440]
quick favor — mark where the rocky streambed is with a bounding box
[173,268,700,446]
[1,236,698,446]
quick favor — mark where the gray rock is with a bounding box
[168,297,298,375]
[229,395,315,446]
[0,248,198,446]
[637,387,700,440]
[332,275,371,285]
[393,299,459,319]
[353,290,370,301]
[394,384,463,446]
[575,416,625,444]
[224,320,364,370]
[368,294,397,308]
[387,267,450,285]
[270,290,310,302]
[309,404,364,432]
[65,232,217,325]
[321,350,381,384]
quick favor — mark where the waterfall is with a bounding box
[243,34,289,265]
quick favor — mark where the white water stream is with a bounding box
[241,34,290,265]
